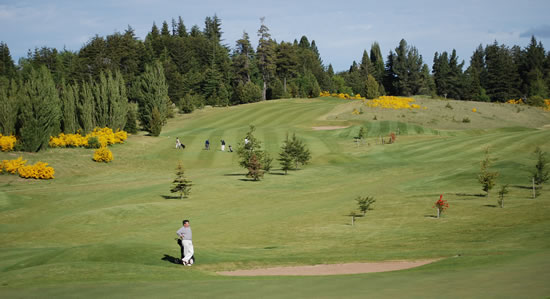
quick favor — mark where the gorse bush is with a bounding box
[1,157,27,174]
[0,134,17,152]
[93,147,114,163]
[0,157,54,179]
[49,127,127,149]
[364,96,426,110]
[18,162,55,179]
[320,91,365,100]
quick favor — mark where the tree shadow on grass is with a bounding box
[238,178,261,182]
[161,195,183,200]
[455,193,486,197]
[511,185,532,190]
[224,173,246,177]
[424,215,438,218]
[484,204,498,208]
[161,254,182,265]
[269,172,287,176]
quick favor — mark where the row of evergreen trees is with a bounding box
[0,59,169,151]
[2,15,550,152]
[339,36,550,103]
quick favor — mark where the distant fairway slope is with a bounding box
[1,96,550,298]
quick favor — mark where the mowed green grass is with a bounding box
[1,97,549,298]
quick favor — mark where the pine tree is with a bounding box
[0,42,17,79]
[383,50,397,95]
[150,106,162,136]
[236,124,265,170]
[171,161,193,199]
[0,79,19,135]
[161,21,170,36]
[78,81,95,133]
[531,147,549,187]
[233,31,255,84]
[357,126,368,143]
[359,50,373,80]
[108,69,128,130]
[365,74,379,99]
[125,102,139,134]
[289,133,311,169]
[478,148,499,198]
[275,41,298,94]
[19,66,61,152]
[247,153,264,181]
[136,61,169,135]
[278,136,294,175]
[60,79,79,133]
[176,16,188,37]
[393,39,410,96]
[257,17,276,100]
[94,71,109,127]
[370,42,385,85]
[419,64,435,95]
[485,42,521,102]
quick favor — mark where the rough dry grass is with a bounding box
[1,96,549,298]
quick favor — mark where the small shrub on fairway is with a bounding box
[478,148,499,198]
[497,184,509,208]
[171,161,192,199]
[18,162,55,179]
[355,196,375,215]
[93,147,113,163]
[433,195,449,218]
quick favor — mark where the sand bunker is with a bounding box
[217,259,440,276]
[312,126,350,130]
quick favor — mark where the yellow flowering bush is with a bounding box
[472,108,477,112]
[506,99,524,105]
[2,157,27,174]
[114,130,128,143]
[319,91,365,100]
[544,99,550,111]
[365,96,424,110]
[49,127,128,148]
[93,147,114,163]
[352,108,360,115]
[18,162,55,179]
[49,133,88,148]
[0,134,17,152]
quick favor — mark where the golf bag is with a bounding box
[177,238,195,264]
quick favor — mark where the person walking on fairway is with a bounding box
[205,139,210,150]
[221,139,226,151]
[177,220,194,266]
[176,137,184,149]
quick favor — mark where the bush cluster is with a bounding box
[364,96,426,110]
[49,127,127,148]
[320,91,365,100]
[0,157,54,179]
[17,162,55,179]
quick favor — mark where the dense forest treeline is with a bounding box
[1,15,550,151]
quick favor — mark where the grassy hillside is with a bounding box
[1,97,549,298]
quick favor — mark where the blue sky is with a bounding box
[1,0,550,71]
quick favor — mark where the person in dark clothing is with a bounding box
[205,139,210,150]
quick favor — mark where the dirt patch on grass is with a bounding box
[217,258,441,276]
[312,126,350,130]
